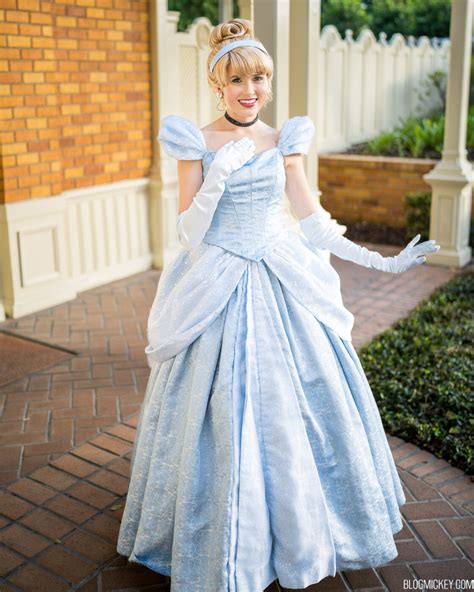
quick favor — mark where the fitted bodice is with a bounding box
[158,114,316,261]
[202,148,289,261]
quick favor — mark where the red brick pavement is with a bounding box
[0,270,158,484]
[0,243,460,483]
[0,417,472,591]
[0,243,472,591]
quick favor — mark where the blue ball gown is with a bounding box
[116,114,406,592]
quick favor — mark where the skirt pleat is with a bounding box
[117,257,406,592]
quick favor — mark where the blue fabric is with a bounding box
[158,113,315,161]
[117,114,406,592]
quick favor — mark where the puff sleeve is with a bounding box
[278,115,316,156]
[158,114,207,160]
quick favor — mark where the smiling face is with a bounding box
[217,67,270,121]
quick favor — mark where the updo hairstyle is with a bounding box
[207,18,274,105]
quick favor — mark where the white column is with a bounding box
[289,0,320,189]
[219,0,233,23]
[288,0,347,256]
[238,0,253,21]
[253,0,290,128]
[149,1,182,269]
[423,0,473,267]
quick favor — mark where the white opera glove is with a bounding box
[177,137,256,250]
[299,208,441,273]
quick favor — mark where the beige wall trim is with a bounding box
[150,2,217,269]
[423,0,473,268]
[0,179,151,319]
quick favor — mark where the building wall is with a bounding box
[319,154,437,228]
[0,0,151,204]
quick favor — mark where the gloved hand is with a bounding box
[299,208,440,273]
[177,137,255,250]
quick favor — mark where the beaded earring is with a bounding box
[216,91,226,112]
[263,88,273,107]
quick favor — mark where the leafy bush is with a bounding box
[367,0,417,39]
[404,191,474,248]
[366,113,445,158]
[168,0,240,32]
[168,0,451,38]
[358,270,474,475]
[367,0,451,39]
[322,0,451,39]
[365,107,474,159]
[414,69,447,118]
[471,55,474,108]
[404,191,432,243]
[397,0,451,38]
[321,0,370,38]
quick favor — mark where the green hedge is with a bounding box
[358,270,474,475]
[168,0,451,38]
[168,0,240,32]
[364,105,474,159]
[404,191,432,243]
[321,0,451,39]
[404,191,474,248]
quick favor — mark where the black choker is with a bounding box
[224,111,259,127]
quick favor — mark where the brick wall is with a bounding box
[319,154,437,228]
[0,0,150,204]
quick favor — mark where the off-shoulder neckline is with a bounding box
[199,125,283,158]
[203,144,281,159]
[169,114,301,151]
[161,114,311,160]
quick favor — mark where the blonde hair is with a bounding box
[207,19,274,98]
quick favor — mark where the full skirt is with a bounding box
[116,237,406,592]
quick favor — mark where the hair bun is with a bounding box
[209,19,253,50]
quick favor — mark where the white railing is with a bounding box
[318,26,450,152]
[160,13,220,126]
[162,14,450,153]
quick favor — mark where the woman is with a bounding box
[116,18,440,592]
